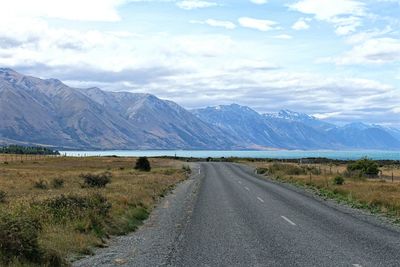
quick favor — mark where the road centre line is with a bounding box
[245,186,250,191]
[257,197,264,203]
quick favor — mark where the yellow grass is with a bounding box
[246,161,400,219]
[0,156,187,265]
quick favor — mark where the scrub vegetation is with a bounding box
[0,155,187,266]
[250,158,400,222]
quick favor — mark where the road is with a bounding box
[75,162,400,267]
[170,162,400,267]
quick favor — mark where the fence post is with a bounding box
[392,171,394,183]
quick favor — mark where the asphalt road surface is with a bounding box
[75,162,400,267]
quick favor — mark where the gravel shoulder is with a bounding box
[73,163,203,267]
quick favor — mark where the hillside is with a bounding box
[1,68,399,150]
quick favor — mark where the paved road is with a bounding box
[170,162,400,267]
[75,162,400,267]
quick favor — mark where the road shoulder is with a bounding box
[73,163,202,267]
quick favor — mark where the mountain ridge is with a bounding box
[1,68,399,150]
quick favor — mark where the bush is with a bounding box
[44,193,111,221]
[347,158,380,177]
[182,165,191,174]
[0,212,42,264]
[256,168,268,175]
[80,172,111,188]
[0,191,6,203]
[134,157,151,172]
[51,178,64,189]
[333,176,345,185]
[267,163,307,176]
[33,179,48,190]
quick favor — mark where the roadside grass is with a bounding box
[247,161,400,222]
[0,156,187,266]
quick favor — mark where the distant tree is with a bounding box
[0,145,59,155]
[347,158,379,177]
[134,157,151,172]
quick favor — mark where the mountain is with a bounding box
[82,88,239,149]
[264,110,335,131]
[1,68,399,150]
[327,123,400,150]
[193,105,337,149]
[0,68,239,149]
[193,106,400,150]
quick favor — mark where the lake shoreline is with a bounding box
[60,150,400,161]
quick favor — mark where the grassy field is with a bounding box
[0,155,188,266]
[242,160,400,221]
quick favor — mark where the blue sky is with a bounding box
[0,0,399,126]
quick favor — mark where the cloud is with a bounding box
[320,37,400,65]
[289,0,366,35]
[238,17,278,31]
[292,18,310,30]
[0,0,130,22]
[176,0,217,10]
[250,0,268,4]
[274,34,293,39]
[190,19,236,29]
[1,0,399,127]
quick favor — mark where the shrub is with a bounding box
[257,168,268,175]
[333,176,345,185]
[0,212,42,264]
[51,178,64,189]
[80,172,111,188]
[134,157,151,172]
[182,165,191,174]
[33,179,48,190]
[267,163,307,176]
[44,193,111,221]
[117,207,149,234]
[0,191,6,203]
[347,158,380,177]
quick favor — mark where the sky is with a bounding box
[0,0,399,127]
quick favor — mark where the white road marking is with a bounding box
[245,186,250,191]
[238,181,242,184]
[352,264,362,267]
[257,197,264,203]
[281,216,296,226]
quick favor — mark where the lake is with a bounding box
[60,150,400,160]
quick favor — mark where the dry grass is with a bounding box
[245,161,400,220]
[0,156,187,266]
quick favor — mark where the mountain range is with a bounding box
[1,68,399,150]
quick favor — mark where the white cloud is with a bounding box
[250,0,268,4]
[176,0,217,10]
[274,34,293,39]
[289,0,365,20]
[289,0,366,35]
[320,37,400,65]
[0,0,129,22]
[238,17,278,32]
[292,18,310,30]
[190,19,236,29]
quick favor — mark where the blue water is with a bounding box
[60,150,400,160]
